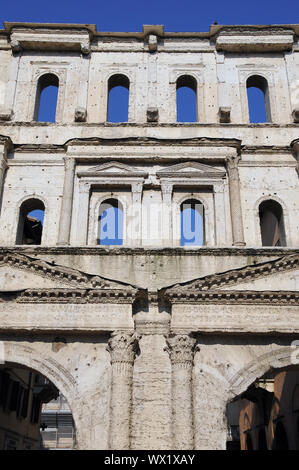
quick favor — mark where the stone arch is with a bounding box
[1,341,81,447]
[228,346,297,398]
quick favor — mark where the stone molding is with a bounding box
[163,254,299,297]
[165,290,299,305]
[10,28,91,54]
[0,251,140,292]
[1,288,139,304]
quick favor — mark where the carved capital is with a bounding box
[131,182,143,194]
[78,182,90,194]
[166,334,196,366]
[226,154,241,171]
[161,182,173,203]
[107,332,139,365]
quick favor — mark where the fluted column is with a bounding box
[226,154,246,246]
[0,138,12,215]
[107,331,138,450]
[76,182,90,245]
[161,182,173,247]
[57,157,76,245]
[130,182,143,247]
[167,334,196,449]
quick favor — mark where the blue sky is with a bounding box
[0,0,298,32]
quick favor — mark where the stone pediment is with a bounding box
[77,161,148,178]
[157,162,225,179]
[0,251,140,299]
[163,254,299,304]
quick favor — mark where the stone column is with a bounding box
[57,157,76,245]
[130,182,143,247]
[167,334,196,449]
[0,150,8,199]
[226,154,246,246]
[0,138,12,213]
[161,182,173,247]
[76,182,90,245]
[107,331,138,450]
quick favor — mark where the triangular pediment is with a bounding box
[77,161,148,178]
[0,251,139,293]
[157,162,226,178]
[164,254,299,296]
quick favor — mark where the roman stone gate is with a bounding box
[0,21,298,450]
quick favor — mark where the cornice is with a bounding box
[0,250,140,291]
[0,288,139,304]
[1,246,298,257]
[165,290,299,305]
[163,254,299,298]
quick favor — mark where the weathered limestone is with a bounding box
[167,334,197,449]
[107,332,138,450]
[0,21,298,451]
[57,157,75,245]
[226,154,246,246]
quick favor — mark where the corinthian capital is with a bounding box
[166,334,196,366]
[107,331,139,365]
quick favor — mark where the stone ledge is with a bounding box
[0,246,298,257]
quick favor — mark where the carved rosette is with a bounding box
[167,334,196,368]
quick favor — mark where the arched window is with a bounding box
[16,198,45,245]
[180,199,205,246]
[259,200,286,247]
[176,75,197,122]
[246,75,271,123]
[258,428,268,450]
[98,199,123,245]
[34,74,59,123]
[272,421,289,450]
[107,74,130,122]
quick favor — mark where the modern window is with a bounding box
[246,75,271,123]
[180,199,205,246]
[16,198,45,245]
[98,199,123,245]
[34,73,59,123]
[259,200,286,246]
[176,75,197,122]
[107,74,130,122]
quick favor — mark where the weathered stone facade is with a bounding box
[0,21,298,449]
